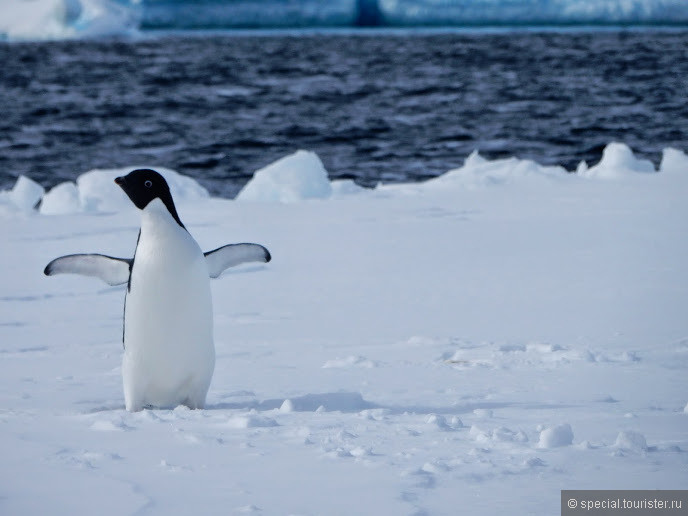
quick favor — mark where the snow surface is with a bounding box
[1,143,687,515]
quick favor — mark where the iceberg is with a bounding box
[141,0,358,29]
[378,0,688,26]
[3,0,688,41]
[235,150,333,203]
[0,0,141,41]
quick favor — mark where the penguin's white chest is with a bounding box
[122,199,215,411]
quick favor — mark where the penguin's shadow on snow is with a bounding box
[82,393,574,416]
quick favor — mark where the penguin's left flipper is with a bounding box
[44,254,132,286]
[204,243,271,279]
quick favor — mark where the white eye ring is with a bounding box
[144,180,153,188]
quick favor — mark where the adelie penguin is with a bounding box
[44,169,271,412]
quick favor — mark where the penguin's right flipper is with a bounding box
[44,254,132,286]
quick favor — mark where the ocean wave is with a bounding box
[3,0,688,41]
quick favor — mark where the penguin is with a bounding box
[44,168,271,412]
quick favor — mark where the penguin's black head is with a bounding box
[115,169,185,228]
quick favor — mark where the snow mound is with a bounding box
[613,431,648,452]
[424,150,567,190]
[426,414,463,431]
[0,176,45,213]
[579,142,655,179]
[537,423,573,448]
[39,166,209,215]
[660,147,688,176]
[235,150,333,203]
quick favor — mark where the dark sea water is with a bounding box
[1,30,687,198]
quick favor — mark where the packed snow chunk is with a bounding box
[426,414,452,431]
[39,181,81,215]
[613,431,648,452]
[0,175,45,213]
[580,142,655,179]
[279,399,294,413]
[11,176,45,211]
[236,150,333,203]
[659,147,688,176]
[537,423,574,448]
[427,150,567,189]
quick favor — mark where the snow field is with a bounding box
[1,142,687,515]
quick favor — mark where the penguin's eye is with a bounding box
[144,180,153,188]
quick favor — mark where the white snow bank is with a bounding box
[236,150,333,203]
[0,176,45,213]
[0,0,140,41]
[39,166,209,215]
[579,142,655,179]
[537,423,573,448]
[4,143,687,216]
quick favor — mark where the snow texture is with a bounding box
[1,143,687,515]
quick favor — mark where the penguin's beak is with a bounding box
[114,176,125,187]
